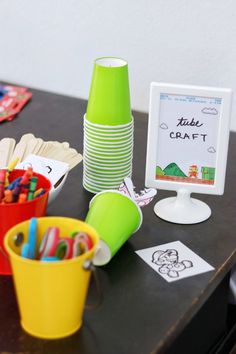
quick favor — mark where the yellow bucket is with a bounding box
[4,217,99,339]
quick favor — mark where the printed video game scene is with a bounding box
[156,93,221,185]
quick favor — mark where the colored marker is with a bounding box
[12,182,22,202]
[7,177,21,190]
[20,167,33,186]
[3,190,13,203]
[5,158,19,187]
[34,188,44,198]
[0,170,6,202]
[27,177,38,201]
[21,217,37,259]
[35,190,45,198]
[18,193,27,203]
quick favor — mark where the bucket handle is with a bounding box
[83,260,103,310]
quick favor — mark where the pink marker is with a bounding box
[0,170,6,202]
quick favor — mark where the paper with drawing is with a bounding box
[136,241,214,282]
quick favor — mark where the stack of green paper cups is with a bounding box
[83,57,133,193]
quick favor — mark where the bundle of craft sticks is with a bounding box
[0,134,82,169]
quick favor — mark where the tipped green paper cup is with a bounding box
[85,191,142,265]
[86,57,132,125]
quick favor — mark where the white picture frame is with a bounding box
[145,82,232,224]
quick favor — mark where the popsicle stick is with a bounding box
[20,133,35,144]
[38,142,55,158]
[32,138,44,155]
[49,146,70,161]
[0,138,15,167]
[11,140,27,162]
[23,138,39,160]
[61,148,78,161]
[62,142,70,149]
[66,153,83,170]
[48,142,64,158]
[6,138,16,165]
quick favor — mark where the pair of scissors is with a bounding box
[39,227,60,259]
[39,228,74,260]
[55,238,74,260]
[38,228,93,261]
[21,218,37,259]
[72,232,93,257]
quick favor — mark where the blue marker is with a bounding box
[7,177,21,190]
[21,218,37,259]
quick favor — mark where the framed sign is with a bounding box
[145,83,232,224]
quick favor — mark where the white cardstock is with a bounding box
[16,154,69,187]
[135,241,214,282]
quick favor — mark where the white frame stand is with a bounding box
[145,82,232,225]
[154,189,211,224]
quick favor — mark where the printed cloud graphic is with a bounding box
[207,146,216,153]
[201,107,218,115]
[160,123,168,129]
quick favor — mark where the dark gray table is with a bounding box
[0,86,235,354]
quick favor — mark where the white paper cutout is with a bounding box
[135,241,214,282]
[16,154,69,187]
[118,177,157,207]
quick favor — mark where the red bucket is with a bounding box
[0,169,51,275]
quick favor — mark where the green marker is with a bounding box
[27,177,38,201]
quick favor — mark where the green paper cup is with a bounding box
[84,160,132,169]
[85,191,142,265]
[84,167,132,180]
[84,165,132,177]
[84,174,126,186]
[84,161,132,172]
[85,173,132,181]
[84,143,134,154]
[84,152,133,162]
[84,174,128,189]
[84,151,133,164]
[84,129,133,143]
[84,115,133,131]
[84,146,133,157]
[84,125,133,134]
[83,181,103,194]
[84,140,133,152]
[85,135,133,147]
[84,123,133,135]
[84,127,133,139]
[86,57,132,125]
[83,179,122,191]
[83,179,122,194]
